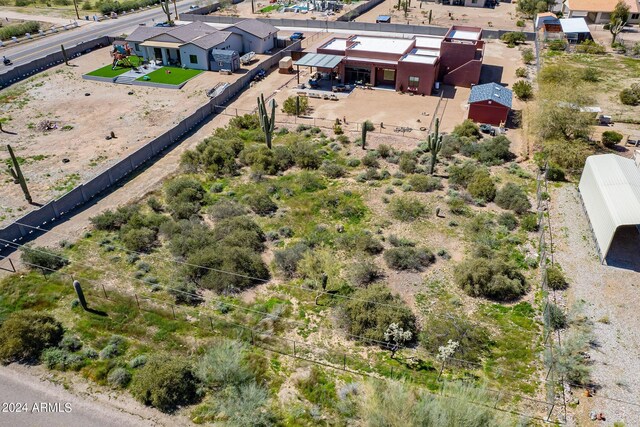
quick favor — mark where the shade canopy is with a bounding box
[294,53,343,69]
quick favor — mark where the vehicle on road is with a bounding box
[3,56,12,66]
[290,32,305,41]
[189,4,199,9]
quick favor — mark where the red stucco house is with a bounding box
[467,82,512,126]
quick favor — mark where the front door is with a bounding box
[153,48,162,62]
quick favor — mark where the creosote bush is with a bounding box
[407,174,442,192]
[383,247,435,271]
[21,246,69,273]
[454,257,527,301]
[348,261,383,286]
[546,265,568,290]
[388,196,427,221]
[495,183,531,214]
[467,169,496,202]
[0,311,64,364]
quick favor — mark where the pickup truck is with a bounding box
[290,32,304,41]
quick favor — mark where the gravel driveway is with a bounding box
[551,185,640,426]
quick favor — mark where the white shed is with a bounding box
[578,154,640,268]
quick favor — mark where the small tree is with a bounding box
[500,32,526,47]
[601,130,623,147]
[361,120,375,150]
[513,80,533,100]
[384,323,412,358]
[609,1,629,46]
[436,339,459,379]
[282,95,309,116]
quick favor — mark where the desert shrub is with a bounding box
[407,174,442,192]
[108,367,132,388]
[497,212,518,231]
[388,234,415,247]
[169,281,203,305]
[521,48,535,64]
[513,80,533,100]
[239,144,288,175]
[120,226,157,252]
[377,144,391,158]
[321,161,346,178]
[349,261,383,286]
[0,311,64,364]
[452,119,481,140]
[454,257,527,300]
[448,161,479,187]
[581,67,599,82]
[129,355,148,369]
[291,140,321,169]
[184,246,269,293]
[90,205,140,231]
[164,177,205,220]
[296,366,337,408]
[384,247,435,271]
[274,243,309,277]
[500,31,526,46]
[161,220,213,258]
[538,64,569,84]
[196,339,253,388]
[282,95,309,115]
[20,246,68,273]
[59,335,83,352]
[181,137,239,176]
[0,21,40,41]
[547,39,566,51]
[244,192,277,216]
[229,114,260,130]
[547,303,567,330]
[515,67,528,78]
[447,194,470,215]
[388,196,427,221]
[476,135,514,165]
[41,348,70,370]
[208,199,246,220]
[100,335,127,359]
[82,0,93,9]
[467,169,496,202]
[362,152,380,168]
[130,354,199,413]
[575,39,605,54]
[399,152,418,173]
[520,213,539,232]
[601,130,623,148]
[620,83,640,106]
[546,265,568,290]
[495,183,531,214]
[546,164,565,181]
[341,284,417,342]
[555,330,591,385]
[335,231,383,255]
[193,382,272,427]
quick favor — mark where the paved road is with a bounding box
[0,366,161,427]
[0,0,198,70]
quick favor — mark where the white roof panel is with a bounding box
[401,54,437,65]
[448,29,480,41]
[560,18,590,33]
[348,36,414,54]
[578,154,640,258]
[414,48,440,57]
[415,36,443,49]
[322,38,348,52]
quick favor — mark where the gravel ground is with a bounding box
[551,184,640,426]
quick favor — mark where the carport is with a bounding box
[293,53,343,85]
[578,154,640,269]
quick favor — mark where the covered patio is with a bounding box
[294,53,344,90]
[139,40,182,66]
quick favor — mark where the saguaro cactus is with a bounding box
[361,120,374,150]
[160,0,172,25]
[257,93,276,149]
[427,118,443,175]
[7,144,32,204]
[73,280,88,311]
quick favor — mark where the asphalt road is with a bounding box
[0,0,198,70]
[0,366,156,427]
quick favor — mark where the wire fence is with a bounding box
[536,163,567,424]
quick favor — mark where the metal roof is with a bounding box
[227,19,278,38]
[211,49,239,62]
[294,53,343,69]
[559,18,591,34]
[579,154,640,259]
[468,82,513,108]
[188,31,233,49]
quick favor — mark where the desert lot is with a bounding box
[0,47,271,227]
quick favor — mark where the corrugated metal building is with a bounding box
[578,154,640,267]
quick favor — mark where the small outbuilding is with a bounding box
[559,18,592,43]
[467,82,512,126]
[579,153,640,269]
[210,49,240,72]
[376,15,391,23]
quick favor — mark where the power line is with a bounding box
[0,255,560,424]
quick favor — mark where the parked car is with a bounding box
[154,22,171,27]
[189,4,199,9]
[290,32,305,41]
[479,124,494,134]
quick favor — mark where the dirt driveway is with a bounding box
[550,184,640,426]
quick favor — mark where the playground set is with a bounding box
[111,43,138,70]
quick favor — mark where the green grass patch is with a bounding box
[136,67,202,85]
[259,4,279,12]
[86,59,142,79]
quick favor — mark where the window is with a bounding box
[383,69,395,81]
[134,43,140,51]
[632,13,640,20]
[189,54,198,64]
[471,0,477,3]
[408,76,419,90]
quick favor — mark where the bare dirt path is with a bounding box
[550,184,640,426]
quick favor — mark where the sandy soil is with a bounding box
[0,11,89,27]
[355,0,526,31]
[551,184,640,426]
[0,46,272,227]
[209,0,359,21]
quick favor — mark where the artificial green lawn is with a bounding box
[85,56,143,78]
[136,67,202,85]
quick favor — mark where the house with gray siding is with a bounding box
[125,19,277,71]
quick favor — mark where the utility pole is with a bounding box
[173,0,178,21]
[72,0,80,20]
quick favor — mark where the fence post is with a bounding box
[8,258,15,272]
[293,341,296,357]
[135,294,140,310]
[101,283,108,299]
[171,305,176,319]
[343,353,346,370]
[210,316,214,331]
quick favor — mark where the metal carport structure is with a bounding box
[578,154,640,267]
[293,53,343,85]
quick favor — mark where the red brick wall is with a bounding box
[396,61,438,95]
[468,100,509,126]
[442,59,482,87]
